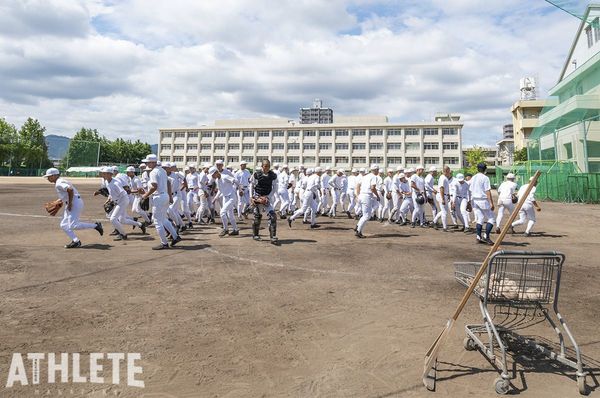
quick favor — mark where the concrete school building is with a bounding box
[158,113,464,170]
[529,4,600,173]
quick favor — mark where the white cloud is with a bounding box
[0,0,581,146]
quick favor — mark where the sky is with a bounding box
[0,0,582,146]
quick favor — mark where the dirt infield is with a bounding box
[0,178,599,397]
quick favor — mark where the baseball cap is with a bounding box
[399,173,406,178]
[370,164,379,170]
[325,166,331,171]
[171,162,177,168]
[306,168,314,174]
[387,168,394,173]
[126,166,135,172]
[477,162,487,171]
[429,166,437,172]
[338,168,345,174]
[145,154,158,162]
[43,168,60,178]
[156,161,162,167]
[99,166,112,174]
[162,162,171,168]
[188,162,197,168]
[416,164,424,170]
[208,166,218,175]
[282,164,288,169]
[139,163,147,169]
[273,162,280,167]
[215,159,224,165]
[351,168,358,173]
[456,173,465,182]
[315,166,323,173]
[507,173,515,179]
[203,162,212,168]
[396,166,403,172]
[240,160,247,165]
[406,168,415,173]
[111,166,119,172]
[183,165,189,171]
[359,167,366,173]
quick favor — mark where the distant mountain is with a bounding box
[45,134,70,160]
[150,144,158,154]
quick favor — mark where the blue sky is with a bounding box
[0,0,581,146]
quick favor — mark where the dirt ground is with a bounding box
[0,176,599,397]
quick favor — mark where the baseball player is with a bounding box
[288,167,298,213]
[379,168,394,222]
[345,168,359,219]
[424,166,438,222]
[251,159,279,244]
[495,173,518,233]
[319,167,331,215]
[141,154,181,250]
[396,173,413,225]
[354,164,380,238]
[288,167,319,229]
[209,166,240,237]
[469,163,495,245]
[511,176,541,236]
[235,160,252,221]
[328,169,346,218]
[410,165,427,228]
[196,163,211,224]
[127,166,152,225]
[165,162,185,233]
[185,163,199,227]
[450,173,471,232]
[43,168,103,248]
[432,165,453,231]
[276,164,291,218]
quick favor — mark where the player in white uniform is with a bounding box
[185,164,199,226]
[196,163,211,224]
[511,177,541,236]
[354,164,380,238]
[276,164,291,218]
[164,162,185,232]
[345,168,359,219]
[43,168,103,248]
[469,163,495,245]
[432,166,453,231]
[288,167,298,213]
[235,161,252,221]
[379,168,394,221]
[208,166,240,236]
[288,168,319,228]
[410,165,426,227]
[141,154,181,250]
[495,173,518,233]
[397,173,413,224]
[319,167,331,215]
[127,166,151,225]
[328,169,346,218]
[450,173,471,232]
[424,166,438,223]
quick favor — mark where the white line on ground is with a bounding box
[0,212,54,219]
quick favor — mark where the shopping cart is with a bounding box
[454,251,587,395]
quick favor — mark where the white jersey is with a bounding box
[321,174,331,190]
[130,175,143,194]
[437,174,451,197]
[383,176,393,194]
[497,181,518,201]
[170,172,184,193]
[469,172,491,200]
[424,174,436,196]
[288,173,297,189]
[215,173,237,197]
[359,173,378,196]
[399,180,411,196]
[186,172,199,190]
[306,174,320,193]
[451,180,470,200]
[410,174,425,194]
[149,166,169,195]
[54,177,78,203]
[235,169,251,188]
[277,171,290,191]
[329,175,345,190]
[347,175,357,191]
[517,183,536,205]
[198,171,209,191]
[105,178,128,202]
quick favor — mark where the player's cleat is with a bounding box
[302,220,310,224]
[253,235,261,241]
[230,230,239,236]
[187,222,194,229]
[152,244,169,250]
[219,229,229,237]
[485,238,495,245]
[65,240,82,249]
[109,229,119,236]
[495,227,501,234]
[270,237,279,245]
[140,223,147,235]
[95,222,104,236]
[287,219,292,228]
[310,224,319,229]
[476,235,485,244]
[346,211,352,219]
[411,222,416,228]
[464,227,471,233]
[524,232,531,237]
[510,227,517,234]
[170,235,182,247]
[114,234,127,241]
[355,231,365,238]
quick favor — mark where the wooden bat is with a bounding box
[422,170,542,390]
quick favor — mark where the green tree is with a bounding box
[465,146,487,175]
[17,118,51,168]
[514,147,528,162]
[0,118,18,166]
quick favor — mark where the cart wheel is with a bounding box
[463,337,476,351]
[577,375,588,395]
[494,377,510,395]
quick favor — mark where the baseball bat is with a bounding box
[422,170,542,390]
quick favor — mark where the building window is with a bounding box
[288,143,300,150]
[242,156,254,163]
[335,156,349,164]
[424,157,439,165]
[370,156,383,164]
[200,156,211,163]
[243,131,254,138]
[319,130,332,137]
[303,130,316,137]
[186,156,197,163]
[242,143,254,150]
[369,129,383,136]
[387,143,402,150]
[352,157,366,164]
[272,143,284,150]
[352,129,366,136]
[228,156,239,163]
[336,143,349,150]
[353,143,366,150]
[423,128,438,136]
[319,143,331,150]
[406,157,420,165]
[387,129,401,136]
[406,142,420,151]
[201,144,211,151]
[442,128,457,136]
[443,142,458,150]
[215,131,226,138]
[272,130,284,137]
[370,143,383,150]
[587,25,593,48]
[214,144,225,150]
[162,132,172,139]
[160,144,171,151]
[303,143,316,150]
[173,156,184,162]
[175,132,186,138]
[405,128,420,136]
[187,144,198,150]
[319,156,332,164]
[443,157,459,165]
[335,129,349,136]
[287,156,299,163]
[160,156,170,162]
[388,157,402,164]
[228,143,240,150]
[257,130,269,137]
[228,131,240,138]
[288,130,300,137]
[424,142,439,150]
[257,143,269,150]
[188,132,198,138]
[303,156,316,163]
[272,156,284,163]
[174,144,185,150]
[201,132,213,138]
[594,18,600,42]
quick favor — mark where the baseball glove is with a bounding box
[466,201,473,212]
[97,187,109,197]
[253,195,269,205]
[511,193,518,204]
[386,192,392,200]
[104,200,116,214]
[140,197,150,211]
[44,199,63,216]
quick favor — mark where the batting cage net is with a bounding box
[64,140,100,169]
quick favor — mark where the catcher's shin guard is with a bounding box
[267,210,277,238]
[252,209,262,237]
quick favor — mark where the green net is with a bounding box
[545,1,597,21]
[64,140,100,168]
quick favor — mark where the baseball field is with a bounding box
[0,177,598,397]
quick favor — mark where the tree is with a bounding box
[0,118,17,166]
[465,146,487,175]
[17,118,52,168]
[514,147,528,162]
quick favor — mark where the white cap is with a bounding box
[126,166,135,172]
[456,173,465,182]
[351,168,358,173]
[171,162,177,168]
[282,164,288,169]
[338,168,345,174]
[145,154,158,162]
[306,168,314,174]
[399,173,406,178]
[359,167,366,173]
[156,161,162,167]
[183,165,189,171]
[416,165,424,170]
[387,168,394,173]
[215,159,224,165]
[203,162,212,168]
[188,162,197,168]
[208,166,218,175]
[396,166,404,172]
[111,166,119,172]
[370,164,379,170]
[429,166,437,172]
[43,168,60,177]
[273,162,280,167]
[99,166,112,173]
[139,163,147,169]
[315,166,323,173]
[406,168,415,173]
[507,173,515,179]
[325,166,331,171]
[162,162,171,168]
[226,164,233,169]
[240,160,247,165]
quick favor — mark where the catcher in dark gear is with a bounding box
[251,159,279,244]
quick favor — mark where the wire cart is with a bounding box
[454,251,587,395]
